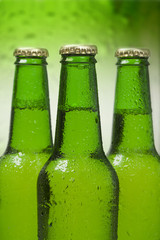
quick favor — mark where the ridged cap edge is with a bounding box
[14,48,49,57]
[59,44,97,55]
[115,48,150,58]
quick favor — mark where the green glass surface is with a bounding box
[0,56,53,240]
[38,54,119,240]
[107,57,160,239]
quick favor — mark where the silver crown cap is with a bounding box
[59,44,97,55]
[115,48,150,58]
[14,48,49,57]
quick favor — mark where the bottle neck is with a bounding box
[54,55,104,157]
[110,58,155,153]
[6,57,53,153]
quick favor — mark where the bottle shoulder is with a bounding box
[0,151,51,173]
[40,153,119,187]
[108,151,160,170]
[44,152,111,170]
[108,152,160,190]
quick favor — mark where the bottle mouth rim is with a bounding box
[60,55,97,64]
[14,57,48,65]
[116,58,149,66]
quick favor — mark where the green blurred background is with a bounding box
[0,0,160,154]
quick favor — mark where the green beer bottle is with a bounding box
[107,48,160,239]
[38,45,119,240]
[0,48,53,240]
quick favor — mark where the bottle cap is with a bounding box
[115,48,150,58]
[13,48,49,57]
[59,44,97,55]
